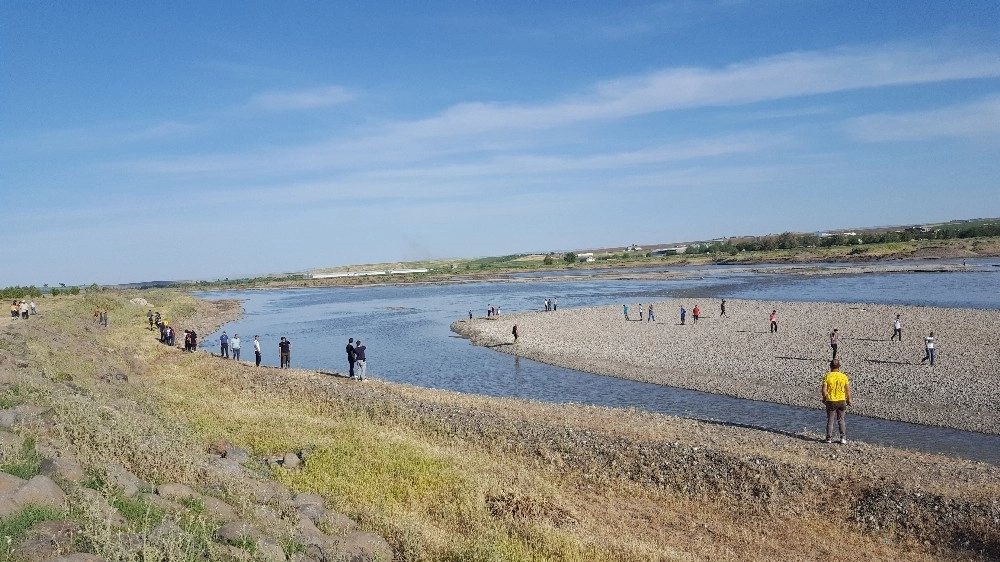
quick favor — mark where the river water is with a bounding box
[199,258,1000,464]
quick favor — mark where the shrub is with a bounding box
[562,252,577,263]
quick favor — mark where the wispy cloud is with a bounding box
[845,95,1000,141]
[391,44,1000,138]
[246,85,357,111]
[11,120,204,152]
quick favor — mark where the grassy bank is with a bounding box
[1,290,998,560]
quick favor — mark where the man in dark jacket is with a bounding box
[346,338,357,378]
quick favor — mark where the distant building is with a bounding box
[577,253,595,262]
[651,246,688,256]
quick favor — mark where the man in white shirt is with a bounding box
[253,335,262,366]
[891,314,902,342]
[921,332,936,366]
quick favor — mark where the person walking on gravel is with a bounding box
[822,359,852,444]
[623,304,629,321]
[680,306,686,325]
[891,314,902,342]
[769,310,778,333]
[720,299,726,318]
[829,329,839,360]
[921,332,936,366]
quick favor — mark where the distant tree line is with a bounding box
[684,222,1000,255]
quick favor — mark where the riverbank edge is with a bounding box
[449,299,1000,437]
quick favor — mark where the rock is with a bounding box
[39,455,87,484]
[102,369,128,383]
[149,518,184,539]
[79,488,128,527]
[215,520,266,544]
[293,492,325,507]
[141,492,183,513]
[0,471,27,494]
[105,463,149,497]
[338,530,394,562]
[282,452,301,469]
[11,520,80,562]
[0,429,25,450]
[50,554,105,562]
[13,475,66,510]
[200,495,239,523]
[156,482,197,501]
[0,409,18,428]
[245,480,291,503]
[319,509,358,533]
[257,539,287,562]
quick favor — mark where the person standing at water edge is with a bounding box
[553,298,557,311]
[346,338,356,378]
[720,299,726,317]
[253,336,261,366]
[220,331,230,358]
[623,304,629,320]
[231,334,241,361]
[512,324,519,343]
[769,310,777,333]
[921,332,936,366]
[891,315,902,342]
[278,337,291,368]
[829,329,839,360]
[355,339,367,380]
[638,304,643,321]
[822,359,852,444]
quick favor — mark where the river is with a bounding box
[198,258,1000,464]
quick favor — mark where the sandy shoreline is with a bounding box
[452,299,1000,435]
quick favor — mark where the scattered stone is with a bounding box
[282,452,301,469]
[101,369,128,384]
[104,462,148,497]
[338,530,394,562]
[141,492,183,513]
[319,509,358,533]
[12,475,66,511]
[215,520,266,544]
[156,482,197,501]
[257,539,287,562]
[0,429,25,450]
[78,488,128,527]
[49,554,105,562]
[10,520,80,562]
[200,495,239,523]
[39,455,87,484]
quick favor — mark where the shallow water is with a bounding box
[199,263,1000,464]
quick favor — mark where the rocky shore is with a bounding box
[452,298,1000,435]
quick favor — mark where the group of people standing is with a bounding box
[345,338,367,380]
[543,298,558,311]
[10,300,35,319]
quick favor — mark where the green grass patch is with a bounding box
[110,494,166,530]
[0,436,43,480]
[0,505,64,561]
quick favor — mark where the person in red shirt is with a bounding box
[692,305,700,323]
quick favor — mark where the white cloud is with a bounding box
[845,95,1000,141]
[246,85,357,111]
[391,44,1000,138]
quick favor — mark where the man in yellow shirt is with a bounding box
[822,359,852,444]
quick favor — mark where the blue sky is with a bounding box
[2,1,999,286]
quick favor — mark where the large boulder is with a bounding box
[12,475,66,510]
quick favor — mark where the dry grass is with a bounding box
[1,290,996,561]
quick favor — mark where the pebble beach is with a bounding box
[453,299,1000,435]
